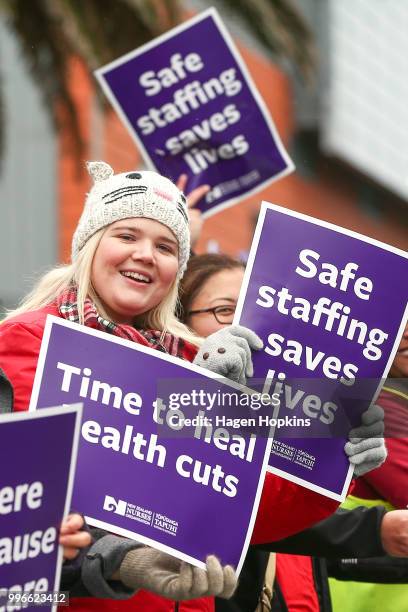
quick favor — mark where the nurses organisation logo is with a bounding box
[103,494,178,535]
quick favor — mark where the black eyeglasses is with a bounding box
[188,304,236,324]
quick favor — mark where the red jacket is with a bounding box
[276,554,321,612]
[0,306,340,612]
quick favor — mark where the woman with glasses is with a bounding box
[179,253,243,337]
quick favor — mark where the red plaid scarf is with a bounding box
[56,286,196,360]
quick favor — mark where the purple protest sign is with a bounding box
[0,405,82,611]
[235,202,408,500]
[95,8,293,217]
[29,317,272,573]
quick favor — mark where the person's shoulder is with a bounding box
[379,378,408,437]
[1,304,60,334]
[380,378,408,406]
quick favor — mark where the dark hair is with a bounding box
[178,253,244,323]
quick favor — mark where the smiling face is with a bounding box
[187,267,245,338]
[390,324,408,378]
[91,218,179,324]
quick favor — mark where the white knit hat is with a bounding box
[72,161,190,277]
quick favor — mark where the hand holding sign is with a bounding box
[344,404,387,477]
[194,325,263,385]
[119,548,237,600]
[59,513,92,560]
[177,173,210,248]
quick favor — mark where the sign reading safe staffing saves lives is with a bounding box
[235,202,408,501]
[0,405,82,612]
[29,317,273,573]
[95,8,293,217]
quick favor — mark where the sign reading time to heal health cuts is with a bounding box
[29,317,273,573]
[0,405,82,611]
[235,202,408,501]
[95,8,293,217]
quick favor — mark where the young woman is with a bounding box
[179,253,244,339]
[0,164,384,611]
[0,163,239,610]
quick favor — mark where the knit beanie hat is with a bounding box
[72,161,190,277]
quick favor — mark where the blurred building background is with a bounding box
[1,0,407,312]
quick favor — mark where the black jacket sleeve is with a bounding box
[253,506,386,558]
[327,556,408,583]
[60,527,141,598]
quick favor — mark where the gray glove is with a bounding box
[193,325,263,385]
[120,547,237,600]
[344,404,387,477]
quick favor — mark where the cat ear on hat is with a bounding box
[86,161,114,183]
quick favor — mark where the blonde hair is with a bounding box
[5,227,201,347]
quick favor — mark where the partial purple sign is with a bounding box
[235,202,408,500]
[95,8,293,217]
[0,405,82,611]
[29,317,272,573]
